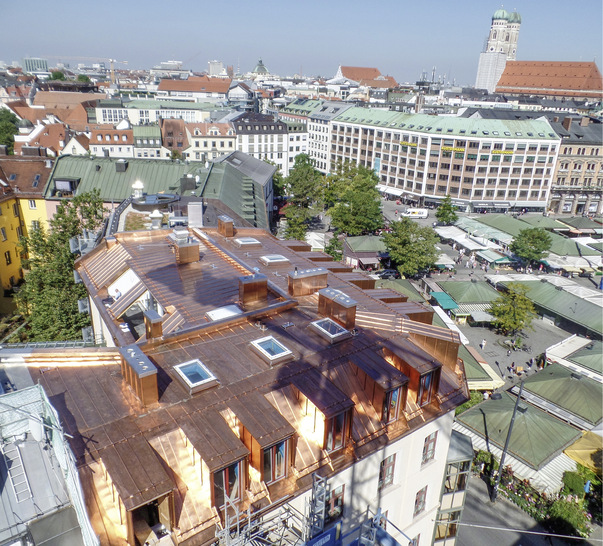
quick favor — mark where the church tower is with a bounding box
[475,8,521,92]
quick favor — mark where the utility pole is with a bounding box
[491,381,524,503]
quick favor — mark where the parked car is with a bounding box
[377,269,401,279]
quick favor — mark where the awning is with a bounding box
[564,432,602,473]
[378,185,403,196]
[430,292,458,310]
[470,310,495,323]
[358,256,381,265]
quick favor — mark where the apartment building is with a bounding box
[66,224,468,545]
[0,156,51,312]
[307,102,353,173]
[330,107,560,213]
[185,122,237,162]
[95,98,212,125]
[232,113,291,175]
[89,122,134,158]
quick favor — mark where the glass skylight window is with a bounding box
[205,304,243,322]
[174,359,218,394]
[310,318,351,344]
[259,254,289,266]
[250,336,293,365]
[234,237,261,248]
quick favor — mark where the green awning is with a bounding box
[430,291,458,310]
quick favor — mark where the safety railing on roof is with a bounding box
[0,338,105,349]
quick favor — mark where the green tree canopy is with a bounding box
[49,71,66,81]
[488,282,536,335]
[0,109,19,154]
[16,190,106,341]
[435,194,458,225]
[286,153,322,216]
[76,74,91,83]
[324,231,343,261]
[265,160,285,198]
[283,205,308,241]
[510,227,552,264]
[383,218,439,276]
[327,162,382,236]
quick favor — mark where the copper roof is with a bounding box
[496,61,603,98]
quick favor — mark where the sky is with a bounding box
[2,0,602,86]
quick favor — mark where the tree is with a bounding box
[49,71,66,81]
[16,190,106,341]
[383,218,439,276]
[327,162,382,236]
[283,206,308,241]
[510,228,552,265]
[77,74,91,83]
[0,109,19,154]
[286,154,322,217]
[435,194,458,225]
[264,160,285,198]
[324,231,343,261]
[488,282,536,335]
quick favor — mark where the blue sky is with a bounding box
[3,0,602,85]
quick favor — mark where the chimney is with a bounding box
[239,273,268,307]
[317,287,357,329]
[287,267,328,297]
[105,236,117,249]
[169,229,200,264]
[562,117,572,131]
[580,117,590,127]
[143,309,163,340]
[218,215,235,237]
[119,345,158,406]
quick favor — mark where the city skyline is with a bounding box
[2,0,602,85]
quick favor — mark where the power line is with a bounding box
[457,521,602,542]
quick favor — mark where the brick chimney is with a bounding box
[580,117,590,127]
[562,117,572,131]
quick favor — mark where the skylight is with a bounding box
[174,359,219,394]
[310,318,351,344]
[259,254,289,266]
[234,237,261,248]
[251,336,293,365]
[205,304,243,322]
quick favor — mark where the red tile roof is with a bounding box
[496,61,603,98]
[186,122,234,137]
[33,90,107,108]
[359,75,398,89]
[90,126,134,145]
[340,66,382,82]
[14,123,70,156]
[157,76,232,94]
[0,156,51,199]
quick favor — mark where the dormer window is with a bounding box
[383,387,401,423]
[326,412,347,452]
[263,441,287,483]
[213,461,241,508]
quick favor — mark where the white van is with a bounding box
[400,208,428,219]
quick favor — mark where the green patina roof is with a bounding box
[456,391,581,469]
[437,280,500,304]
[518,216,569,230]
[523,363,602,426]
[132,125,161,138]
[124,99,219,111]
[458,344,491,381]
[202,164,268,230]
[377,278,424,302]
[333,107,559,141]
[588,241,603,252]
[280,99,323,116]
[345,235,387,253]
[559,217,603,231]
[476,214,600,257]
[567,341,603,375]
[430,291,458,310]
[498,280,603,336]
[456,216,514,245]
[45,156,208,202]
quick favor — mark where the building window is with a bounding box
[12,203,19,217]
[418,372,434,406]
[31,220,40,231]
[326,485,345,523]
[263,440,287,484]
[422,432,438,464]
[4,250,11,266]
[444,460,471,493]
[213,461,241,508]
[414,486,427,517]
[0,227,6,241]
[435,511,461,540]
[383,388,401,423]
[326,412,346,452]
[378,454,396,490]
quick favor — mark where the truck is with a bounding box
[400,208,429,219]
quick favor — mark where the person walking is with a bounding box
[481,339,487,350]
[507,349,511,357]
